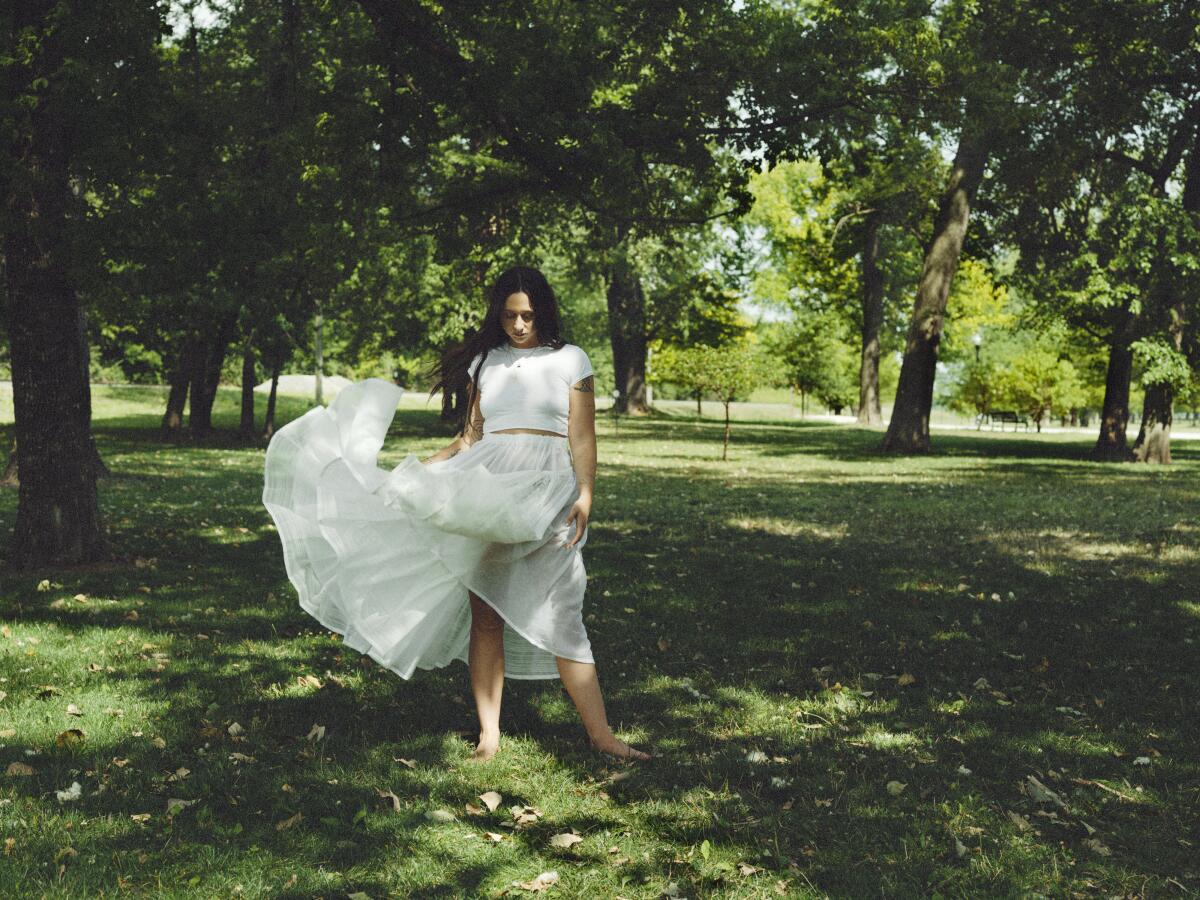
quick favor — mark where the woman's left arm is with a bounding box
[564,374,596,549]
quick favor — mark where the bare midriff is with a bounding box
[491,427,567,437]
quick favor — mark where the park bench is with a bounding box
[977,410,1030,432]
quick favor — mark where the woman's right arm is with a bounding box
[422,385,484,464]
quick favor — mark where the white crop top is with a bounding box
[469,343,594,435]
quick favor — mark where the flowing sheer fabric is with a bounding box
[262,378,593,680]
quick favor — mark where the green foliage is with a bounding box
[761,314,860,414]
[653,340,765,405]
[1131,338,1193,391]
[946,328,1090,428]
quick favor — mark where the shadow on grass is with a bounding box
[0,406,1197,895]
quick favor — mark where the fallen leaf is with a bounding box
[1083,838,1111,856]
[0,728,15,738]
[6,762,34,777]
[886,781,907,796]
[738,862,762,876]
[745,750,768,764]
[510,805,541,828]
[479,790,503,812]
[517,871,559,892]
[897,673,917,687]
[165,798,196,815]
[657,637,670,652]
[1025,775,1068,810]
[227,722,244,737]
[954,837,968,858]
[297,674,321,689]
[151,736,167,749]
[483,831,505,843]
[425,809,455,823]
[376,788,402,812]
[275,811,303,831]
[56,781,83,802]
[549,831,583,849]
[1006,810,1031,832]
[305,724,325,742]
[130,813,151,823]
[228,753,255,764]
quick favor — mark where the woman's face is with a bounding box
[502,292,538,347]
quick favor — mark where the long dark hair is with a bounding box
[429,265,566,436]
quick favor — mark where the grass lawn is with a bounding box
[0,385,1197,897]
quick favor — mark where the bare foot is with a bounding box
[591,736,652,761]
[470,733,499,763]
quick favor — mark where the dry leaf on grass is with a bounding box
[393,757,417,768]
[482,831,505,843]
[376,788,402,812]
[897,673,917,687]
[1024,775,1068,810]
[516,871,558,892]
[479,790,503,811]
[6,762,33,777]
[305,724,325,742]
[549,832,583,849]
[276,811,303,831]
[510,805,541,828]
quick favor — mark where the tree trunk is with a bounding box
[1132,382,1173,464]
[161,335,197,439]
[239,346,257,441]
[882,124,988,453]
[696,391,702,416]
[262,353,283,441]
[188,315,236,438]
[857,209,885,425]
[722,400,731,460]
[605,255,648,414]
[1091,309,1136,461]
[3,3,106,568]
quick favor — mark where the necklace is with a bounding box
[504,341,541,367]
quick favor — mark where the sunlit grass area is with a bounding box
[0,385,1197,897]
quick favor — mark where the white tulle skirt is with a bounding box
[262,377,594,680]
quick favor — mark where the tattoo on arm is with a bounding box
[573,375,594,393]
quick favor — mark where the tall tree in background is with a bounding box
[354,0,752,413]
[1,1,163,567]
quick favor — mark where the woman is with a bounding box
[262,265,649,763]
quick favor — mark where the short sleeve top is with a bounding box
[468,343,594,435]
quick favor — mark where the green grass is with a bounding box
[0,385,1197,897]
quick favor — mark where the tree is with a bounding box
[654,341,763,460]
[1,0,163,567]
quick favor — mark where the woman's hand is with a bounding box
[563,498,590,549]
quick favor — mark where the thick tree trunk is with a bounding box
[1091,320,1136,461]
[187,315,236,438]
[3,2,106,568]
[239,346,257,440]
[882,125,988,453]
[857,209,885,426]
[161,335,197,439]
[605,256,648,414]
[1132,382,1173,464]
